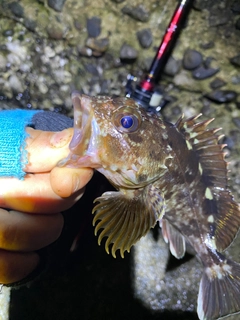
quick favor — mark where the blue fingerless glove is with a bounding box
[0,109,42,179]
[0,109,73,179]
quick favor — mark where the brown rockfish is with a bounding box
[60,92,240,320]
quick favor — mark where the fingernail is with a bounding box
[57,158,67,167]
[72,173,81,193]
[50,129,72,148]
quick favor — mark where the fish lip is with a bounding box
[60,92,102,169]
[69,92,93,153]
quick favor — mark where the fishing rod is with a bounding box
[126,0,194,111]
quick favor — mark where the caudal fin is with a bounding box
[197,258,240,320]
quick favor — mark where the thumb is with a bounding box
[50,166,93,198]
[24,127,74,173]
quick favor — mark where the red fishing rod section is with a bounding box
[126,0,194,110]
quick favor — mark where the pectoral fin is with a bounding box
[92,184,165,258]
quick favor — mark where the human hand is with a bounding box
[0,127,93,284]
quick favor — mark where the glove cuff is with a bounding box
[0,109,43,179]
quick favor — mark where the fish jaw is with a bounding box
[59,92,101,169]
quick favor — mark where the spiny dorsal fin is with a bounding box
[175,114,240,251]
[175,114,228,188]
[92,184,165,258]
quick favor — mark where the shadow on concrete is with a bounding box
[10,172,198,320]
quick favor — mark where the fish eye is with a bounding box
[120,115,134,128]
[112,107,141,133]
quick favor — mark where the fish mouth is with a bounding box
[69,92,93,154]
[59,92,101,169]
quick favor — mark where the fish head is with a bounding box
[60,92,172,257]
[60,92,172,189]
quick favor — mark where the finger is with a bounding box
[0,173,84,214]
[0,210,64,251]
[0,250,39,284]
[24,127,73,173]
[50,167,94,198]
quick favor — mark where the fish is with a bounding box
[60,91,240,320]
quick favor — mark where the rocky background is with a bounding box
[0,0,240,319]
